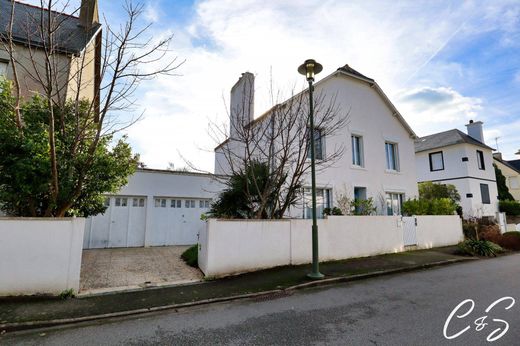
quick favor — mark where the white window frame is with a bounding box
[385,142,399,171]
[351,134,364,167]
[385,192,404,215]
[303,187,331,219]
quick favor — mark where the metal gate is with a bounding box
[402,216,417,246]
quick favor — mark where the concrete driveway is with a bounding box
[80,246,203,294]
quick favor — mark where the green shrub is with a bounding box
[181,245,198,267]
[402,198,456,216]
[499,200,520,216]
[457,239,503,257]
[323,207,343,216]
[352,198,377,215]
[498,232,520,251]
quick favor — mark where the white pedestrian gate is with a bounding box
[402,216,417,246]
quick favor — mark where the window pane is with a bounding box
[0,62,7,76]
[121,198,127,207]
[171,199,176,208]
[139,198,145,207]
[477,151,485,170]
[200,200,204,208]
[161,199,166,207]
[185,200,189,208]
[104,197,110,207]
[352,135,362,166]
[154,198,160,207]
[307,129,323,160]
[430,152,444,171]
[205,200,210,208]
[191,200,195,208]
[480,184,490,204]
[177,200,182,208]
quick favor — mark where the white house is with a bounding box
[83,168,224,248]
[415,121,499,218]
[215,64,419,217]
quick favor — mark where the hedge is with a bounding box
[499,200,520,216]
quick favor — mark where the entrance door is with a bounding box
[402,216,417,246]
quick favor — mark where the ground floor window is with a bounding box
[386,192,404,215]
[303,188,331,219]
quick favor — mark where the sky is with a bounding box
[22,0,520,171]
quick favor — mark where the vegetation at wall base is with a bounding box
[457,239,503,257]
[181,245,198,267]
[499,200,520,216]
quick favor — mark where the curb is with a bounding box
[0,257,475,333]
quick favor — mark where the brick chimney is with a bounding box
[465,120,484,143]
[229,72,254,139]
[79,0,99,30]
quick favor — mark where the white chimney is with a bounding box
[465,120,484,143]
[229,72,254,139]
[79,0,99,30]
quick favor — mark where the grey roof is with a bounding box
[415,129,494,153]
[495,157,520,174]
[508,159,520,171]
[0,0,100,55]
[337,64,374,82]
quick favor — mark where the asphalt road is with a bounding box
[3,254,520,345]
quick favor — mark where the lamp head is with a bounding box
[298,59,323,82]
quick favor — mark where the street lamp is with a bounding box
[298,59,324,280]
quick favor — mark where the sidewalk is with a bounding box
[0,246,473,332]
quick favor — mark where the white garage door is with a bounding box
[148,198,211,246]
[84,196,147,249]
[84,196,212,249]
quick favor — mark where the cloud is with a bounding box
[396,86,482,132]
[16,0,520,170]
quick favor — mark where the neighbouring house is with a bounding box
[214,64,419,217]
[493,152,520,202]
[0,0,101,107]
[415,120,499,218]
[83,168,224,249]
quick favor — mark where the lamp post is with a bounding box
[298,59,324,280]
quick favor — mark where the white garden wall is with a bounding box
[0,217,85,296]
[199,215,463,277]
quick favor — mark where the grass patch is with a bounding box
[181,245,198,267]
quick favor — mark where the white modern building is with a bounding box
[415,121,499,218]
[83,169,224,248]
[215,64,419,217]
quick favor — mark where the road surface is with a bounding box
[3,254,520,345]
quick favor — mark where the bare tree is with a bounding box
[210,82,349,219]
[0,0,182,216]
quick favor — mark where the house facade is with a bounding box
[493,153,520,201]
[0,0,101,105]
[215,64,419,217]
[83,169,224,249]
[415,121,499,218]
